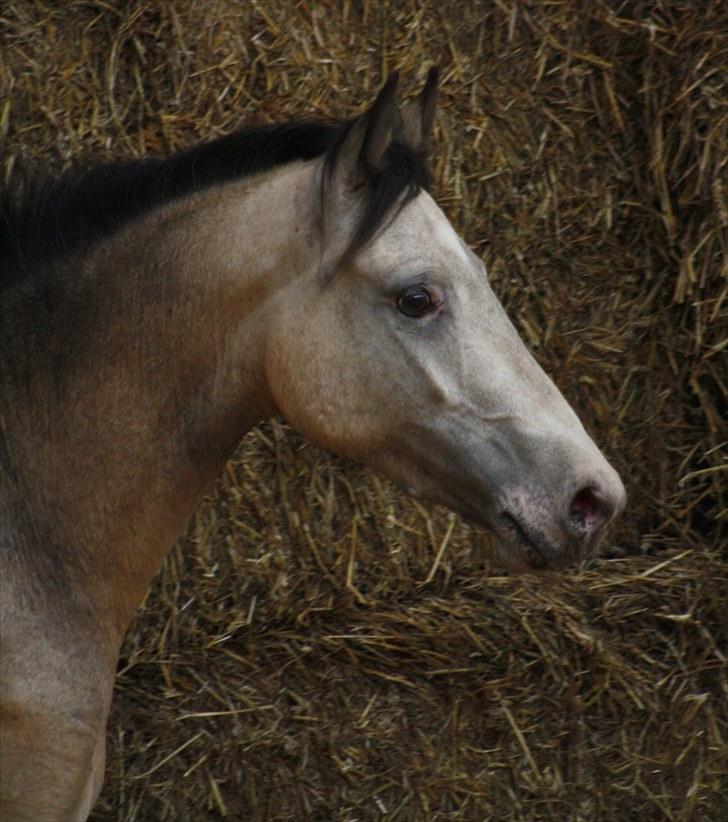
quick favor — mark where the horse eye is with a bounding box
[396,286,433,318]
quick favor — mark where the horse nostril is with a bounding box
[568,486,613,535]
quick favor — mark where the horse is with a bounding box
[0,70,625,820]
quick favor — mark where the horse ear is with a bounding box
[420,66,439,144]
[400,66,439,149]
[334,72,400,188]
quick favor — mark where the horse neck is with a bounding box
[11,160,320,638]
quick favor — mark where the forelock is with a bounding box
[322,118,431,270]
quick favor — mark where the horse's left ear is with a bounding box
[400,67,439,150]
[361,71,401,174]
[330,72,401,191]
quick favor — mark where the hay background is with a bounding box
[1,0,726,819]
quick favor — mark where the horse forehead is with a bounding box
[382,192,472,265]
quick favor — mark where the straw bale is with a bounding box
[1,1,725,819]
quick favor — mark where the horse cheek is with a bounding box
[263,330,378,459]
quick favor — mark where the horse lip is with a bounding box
[498,512,552,570]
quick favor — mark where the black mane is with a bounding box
[0,121,337,285]
[1,116,429,287]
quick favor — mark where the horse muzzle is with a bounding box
[494,469,626,571]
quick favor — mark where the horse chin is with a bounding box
[492,519,582,573]
[493,533,549,573]
[370,454,583,573]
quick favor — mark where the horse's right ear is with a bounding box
[332,72,401,190]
